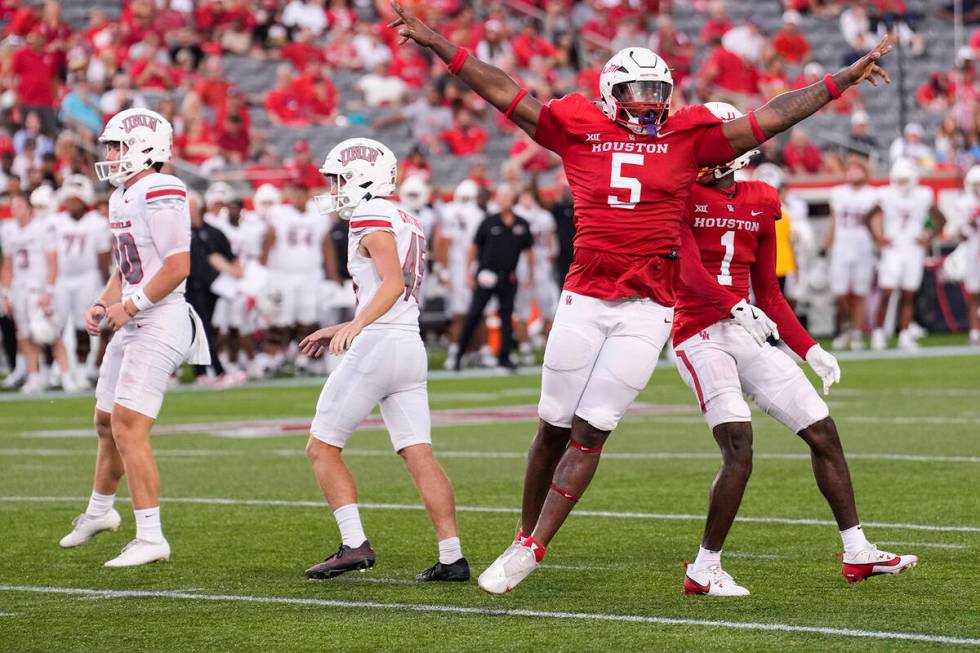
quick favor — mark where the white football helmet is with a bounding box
[205,181,236,208]
[965,164,980,198]
[399,175,431,212]
[890,158,919,192]
[29,185,56,215]
[95,108,173,187]
[29,302,57,345]
[454,179,479,204]
[599,47,673,135]
[58,174,96,206]
[316,137,397,220]
[753,162,785,189]
[703,102,759,179]
[253,184,282,220]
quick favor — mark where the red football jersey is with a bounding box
[533,94,735,305]
[673,180,816,357]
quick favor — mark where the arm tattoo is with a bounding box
[754,71,848,140]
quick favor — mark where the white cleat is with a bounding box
[870,328,886,351]
[478,543,540,594]
[849,331,866,351]
[59,509,122,548]
[104,538,171,568]
[20,374,46,395]
[898,329,920,352]
[683,563,751,597]
[831,332,851,351]
[970,329,980,347]
[842,545,917,583]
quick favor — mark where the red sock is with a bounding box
[522,534,547,562]
[514,528,528,544]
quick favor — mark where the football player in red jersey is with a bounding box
[673,103,918,596]
[390,0,895,593]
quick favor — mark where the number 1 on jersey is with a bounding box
[717,230,735,286]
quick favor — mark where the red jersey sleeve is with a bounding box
[670,105,737,168]
[532,93,595,156]
[750,201,816,359]
[679,218,742,314]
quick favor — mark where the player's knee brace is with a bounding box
[703,391,752,430]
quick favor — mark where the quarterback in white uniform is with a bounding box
[0,193,74,393]
[825,158,879,350]
[209,196,269,371]
[261,183,334,372]
[870,159,944,351]
[299,137,468,582]
[434,179,485,366]
[50,175,112,387]
[956,166,980,345]
[58,108,208,568]
[514,187,559,363]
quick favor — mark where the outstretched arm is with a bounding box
[388,1,542,137]
[723,35,894,156]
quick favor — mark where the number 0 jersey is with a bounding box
[532,94,736,305]
[347,198,426,332]
[673,180,816,358]
[107,172,191,310]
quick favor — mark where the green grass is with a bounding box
[1,355,979,652]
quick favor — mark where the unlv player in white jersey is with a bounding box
[51,175,112,388]
[514,187,559,364]
[434,179,485,367]
[825,157,879,351]
[870,159,944,351]
[58,108,209,567]
[0,194,74,393]
[299,138,468,582]
[210,196,269,373]
[261,183,334,374]
[955,165,980,345]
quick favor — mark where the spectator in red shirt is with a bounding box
[698,43,759,104]
[217,114,251,163]
[389,43,428,89]
[175,115,221,166]
[12,30,58,133]
[772,10,811,64]
[399,145,431,182]
[648,14,694,88]
[440,108,487,157]
[324,28,361,70]
[37,0,72,75]
[130,34,179,92]
[782,127,824,174]
[154,0,187,33]
[215,88,252,134]
[285,141,325,190]
[759,58,792,99]
[511,21,558,68]
[290,61,338,123]
[916,72,955,111]
[699,0,732,45]
[281,27,325,71]
[505,130,557,175]
[266,65,311,126]
[246,147,289,189]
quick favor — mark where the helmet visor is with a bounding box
[611,80,672,127]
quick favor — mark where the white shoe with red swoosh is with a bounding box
[683,563,750,597]
[841,545,918,583]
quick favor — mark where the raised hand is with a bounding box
[844,34,895,88]
[388,1,440,48]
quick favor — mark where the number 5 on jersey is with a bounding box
[608,152,643,209]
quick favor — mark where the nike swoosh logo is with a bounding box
[655,130,675,138]
[664,318,672,324]
[751,210,763,216]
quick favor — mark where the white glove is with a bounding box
[805,344,841,395]
[730,299,779,346]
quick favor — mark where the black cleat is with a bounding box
[305,541,376,579]
[416,557,471,582]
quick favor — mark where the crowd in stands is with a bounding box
[0,0,977,205]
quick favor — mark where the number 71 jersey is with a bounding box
[107,172,191,308]
[346,198,426,332]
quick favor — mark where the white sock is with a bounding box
[85,491,115,518]
[692,545,722,571]
[333,504,367,548]
[840,524,871,557]
[438,537,463,564]
[134,507,164,544]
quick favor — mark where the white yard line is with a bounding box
[2,495,978,534]
[0,585,976,646]
[876,541,969,550]
[3,447,979,464]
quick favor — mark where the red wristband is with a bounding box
[502,88,528,120]
[447,47,469,74]
[823,73,842,99]
[748,110,766,144]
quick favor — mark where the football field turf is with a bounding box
[1,354,978,651]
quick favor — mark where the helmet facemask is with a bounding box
[96,139,152,187]
[611,80,672,135]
